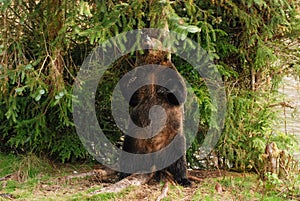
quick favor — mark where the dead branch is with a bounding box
[91,174,152,194]
[64,171,95,180]
[156,181,169,201]
[0,174,13,181]
[0,193,15,200]
[268,102,294,109]
[263,142,280,175]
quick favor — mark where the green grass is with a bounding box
[0,153,299,200]
[0,153,20,177]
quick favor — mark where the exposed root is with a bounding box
[188,175,203,182]
[163,170,176,186]
[91,174,152,194]
[156,181,169,201]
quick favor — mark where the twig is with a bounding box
[156,181,169,201]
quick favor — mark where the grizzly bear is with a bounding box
[118,36,191,187]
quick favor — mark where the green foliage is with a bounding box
[262,172,300,199]
[0,0,299,169]
[218,89,276,171]
[95,57,130,144]
[0,0,91,161]
[264,172,284,190]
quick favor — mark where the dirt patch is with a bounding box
[188,169,226,179]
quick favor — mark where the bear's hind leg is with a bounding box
[167,156,191,187]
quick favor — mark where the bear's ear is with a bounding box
[118,67,150,106]
[128,91,139,107]
[157,86,186,106]
[166,92,180,106]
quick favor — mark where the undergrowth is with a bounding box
[0,153,299,200]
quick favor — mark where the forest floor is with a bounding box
[0,153,299,201]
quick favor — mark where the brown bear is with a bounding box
[118,36,191,187]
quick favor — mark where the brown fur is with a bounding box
[120,46,191,186]
[128,100,183,154]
